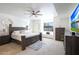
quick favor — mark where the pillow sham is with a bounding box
[12,31,20,35]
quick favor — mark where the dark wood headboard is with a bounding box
[9,24,26,35]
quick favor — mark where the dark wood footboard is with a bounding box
[39,33,42,41]
[21,33,42,50]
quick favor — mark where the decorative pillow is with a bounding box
[12,31,20,35]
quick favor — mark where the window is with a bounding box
[44,22,53,31]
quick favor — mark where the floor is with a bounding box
[0,42,21,55]
[0,38,65,55]
[42,34,53,39]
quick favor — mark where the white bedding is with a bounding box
[11,30,40,41]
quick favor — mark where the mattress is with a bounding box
[11,31,40,41]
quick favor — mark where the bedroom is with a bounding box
[0,3,78,55]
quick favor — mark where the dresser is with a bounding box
[65,33,79,55]
[55,28,65,41]
[0,35,10,45]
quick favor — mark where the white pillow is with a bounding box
[19,30,29,34]
[12,31,20,35]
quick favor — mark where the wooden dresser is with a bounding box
[55,28,65,41]
[65,34,79,55]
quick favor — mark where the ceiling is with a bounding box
[54,3,78,16]
[0,3,56,19]
[0,3,78,19]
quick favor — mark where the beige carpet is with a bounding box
[17,38,65,55]
[0,38,65,55]
[0,43,21,55]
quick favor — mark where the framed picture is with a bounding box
[44,22,53,31]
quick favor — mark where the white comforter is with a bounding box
[11,31,40,41]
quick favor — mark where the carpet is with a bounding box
[17,38,65,55]
[28,41,46,51]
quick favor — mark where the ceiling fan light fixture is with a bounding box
[24,8,42,17]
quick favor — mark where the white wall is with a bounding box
[0,3,58,34]
[53,4,77,40]
[39,4,57,35]
[53,14,71,40]
[54,15,70,30]
[40,19,53,35]
[0,13,30,31]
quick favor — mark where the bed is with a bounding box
[9,24,42,50]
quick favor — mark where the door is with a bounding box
[31,20,41,33]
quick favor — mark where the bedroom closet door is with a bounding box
[31,20,41,33]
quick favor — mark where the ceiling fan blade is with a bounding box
[35,15,38,17]
[29,14,33,17]
[36,10,40,13]
[37,14,43,15]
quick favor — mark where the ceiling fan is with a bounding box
[24,8,42,17]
